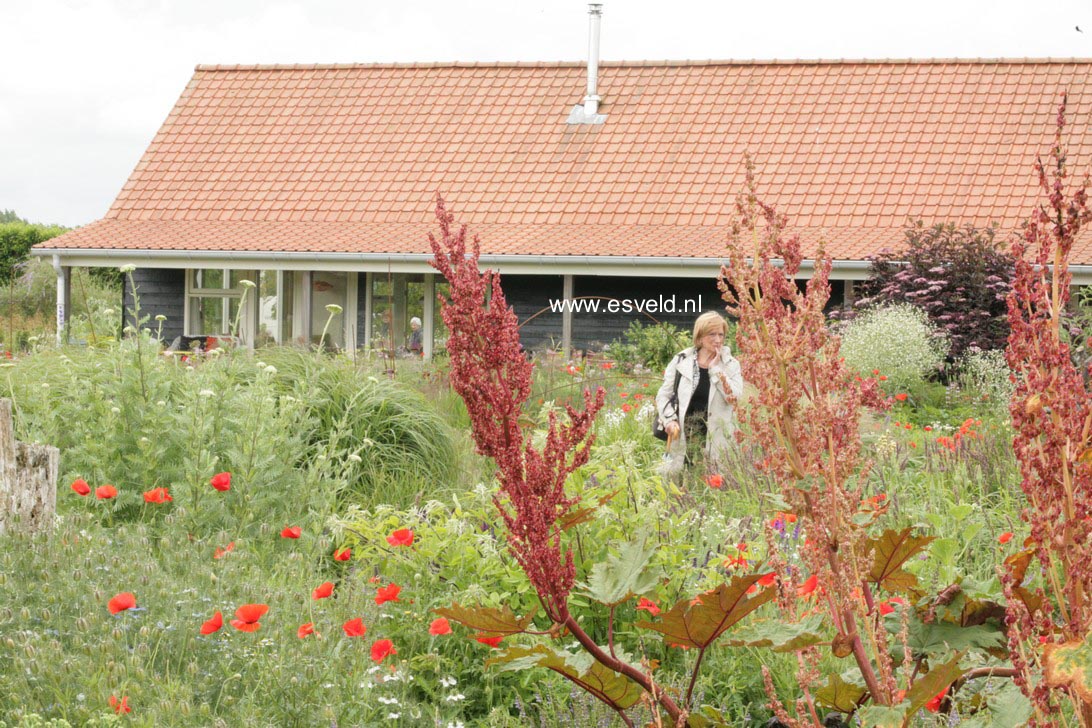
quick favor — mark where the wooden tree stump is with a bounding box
[0,398,58,536]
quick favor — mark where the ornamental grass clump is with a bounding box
[837,303,949,390]
[1003,95,1092,725]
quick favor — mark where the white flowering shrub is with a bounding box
[958,347,1014,409]
[837,304,949,389]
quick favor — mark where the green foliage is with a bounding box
[0,220,67,284]
[608,320,692,372]
[0,209,27,223]
[0,336,1035,726]
[838,303,950,389]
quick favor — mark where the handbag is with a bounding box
[652,354,684,441]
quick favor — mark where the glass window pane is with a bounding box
[434,281,450,353]
[310,271,347,350]
[371,275,393,350]
[189,297,226,335]
[194,269,224,289]
[230,270,254,289]
[281,271,297,345]
[257,270,278,346]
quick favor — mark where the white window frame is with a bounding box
[183,269,257,347]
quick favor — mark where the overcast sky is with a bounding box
[4,0,1091,228]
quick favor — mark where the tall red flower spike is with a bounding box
[718,158,895,709]
[1004,94,1092,723]
[429,196,604,621]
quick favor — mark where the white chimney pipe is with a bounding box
[583,4,603,116]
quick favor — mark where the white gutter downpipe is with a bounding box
[583,4,603,116]
[51,255,70,346]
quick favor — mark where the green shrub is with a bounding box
[608,320,694,373]
[837,303,949,389]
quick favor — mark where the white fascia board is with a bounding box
[33,247,885,280]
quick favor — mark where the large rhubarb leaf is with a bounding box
[636,574,775,650]
[581,538,659,607]
[432,603,537,637]
[814,672,867,713]
[722,613,830,653]
[487,644,644,709]
[903,654,964,717]
[1044,632,1092,703]
[864,528,935,593]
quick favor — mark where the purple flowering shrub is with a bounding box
[854,221,1015,358]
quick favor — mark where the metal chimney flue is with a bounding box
[583,4,602,116]
[567,4,606,125]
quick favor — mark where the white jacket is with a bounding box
[655,346,744,471]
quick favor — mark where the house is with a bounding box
[31,17,1092,356]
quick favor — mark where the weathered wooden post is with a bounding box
[0,398,58,535]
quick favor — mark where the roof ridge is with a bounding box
[194,57,1092,72]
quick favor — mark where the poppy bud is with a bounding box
[180,703,192,717]
[0,573,5,586]
[40,608,51,621]
[23,644,35,658]
[20,607,30,621]
[76,618,88,632]
[139,626,150,637]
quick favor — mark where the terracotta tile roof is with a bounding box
[40,59,1092,265]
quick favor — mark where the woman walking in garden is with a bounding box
[656,311,744,474]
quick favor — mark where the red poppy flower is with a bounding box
[925,686,949,713]
[297,622,315,639]
[280,526,301,539]
[386,529,414,547]
[704,474,724,489]
[342,617,367,638]
[894,393,908,402]
[757,572,777,587]
[878,597,905,616]
[333,548,351,561]
[621,403,632,413]
[872,369,880,375]
[429,617,452,635]
[879,375,888,381]
[108,695,132,715]
[375,583,401,605]
[371,638,397,663]
[312,581,334,600]
[108,592,136,614]
[200,611,223,634]
[474,633,503,648]
[213,542,235,559]
[635,597,660,616]
[999,532,1014,544]
[71,478,91,496]
[210,472,231,492]
[230,603,268,632]
[142,487,172,504]
[95,485,118,500]
[797,574,819,597]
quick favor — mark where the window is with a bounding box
[185,269,254,340]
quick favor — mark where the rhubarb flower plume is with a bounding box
[428,196,605,620]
